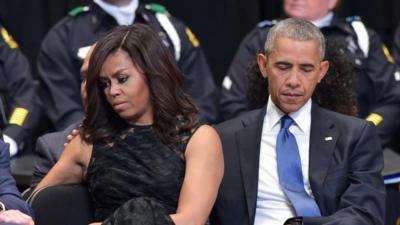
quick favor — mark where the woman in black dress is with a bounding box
[34,24,224,225]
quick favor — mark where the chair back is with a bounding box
[28,184,93,225]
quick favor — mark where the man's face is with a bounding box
[284,0,338,21]
[257,37,329,114]
[80,45,96,102]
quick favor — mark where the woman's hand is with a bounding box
[89,223,102,225]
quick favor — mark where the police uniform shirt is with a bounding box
[392,23,400,67]
[220,14,400,146]
[0,25,40,152]
[37,3,218,131]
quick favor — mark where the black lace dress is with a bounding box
[86,124,197,225]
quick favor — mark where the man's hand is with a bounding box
[63,128,80,147]
[0,210,34,225]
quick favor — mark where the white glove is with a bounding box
[3,134,18,157]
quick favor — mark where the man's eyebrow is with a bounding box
[299,63,315,68]
[274,61,292,66]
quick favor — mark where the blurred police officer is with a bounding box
[37,0,218,130]
[220,0,400,146]
[392,22,400,66]
[0,23,40,156]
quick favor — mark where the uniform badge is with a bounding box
[1,28,18,49]
[185,27,200,47]
[158,32,170,48]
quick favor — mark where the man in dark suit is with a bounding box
[0,140,34,225]
[210,18,385,225]
[30,122,79,187]
[31,43,95,188]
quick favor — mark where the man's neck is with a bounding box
[101,0,132,7]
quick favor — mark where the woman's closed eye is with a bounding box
[117,75,129,84]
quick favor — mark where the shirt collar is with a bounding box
[93,0,139,25]
[311,11,334,28]
[264,96,312,133]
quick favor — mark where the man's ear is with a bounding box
[318,60,330,83]
[257,53,268,78]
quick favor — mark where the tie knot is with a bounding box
[280,115,294,129]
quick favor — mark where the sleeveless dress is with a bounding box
[85,123,197,225]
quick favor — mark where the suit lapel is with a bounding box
[235,107,266,224]
[309,105,339,212]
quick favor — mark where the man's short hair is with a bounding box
[264,18,326,59]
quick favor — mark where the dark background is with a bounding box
[0,0,399,85]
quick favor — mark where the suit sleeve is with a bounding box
[30,135,57,188]
[37,20,84,130]
[0,31,40,147]
[219,27,265,121]
[363,30,400,146]
[0,141,32,215]
[170,17,218,124]
[303,122,385,225]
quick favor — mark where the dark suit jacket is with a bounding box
[210,104,385,225]
[31,122,79,187]
[0,140,32,215]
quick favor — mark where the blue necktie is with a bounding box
[276,115,321,217]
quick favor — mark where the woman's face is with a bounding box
[98,49,154,125]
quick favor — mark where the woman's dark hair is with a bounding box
[247,41,357,116]
[82,24,198,144]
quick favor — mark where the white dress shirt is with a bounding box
[311,11,334,28]
[94,0,139,26]
[254,96,316,225]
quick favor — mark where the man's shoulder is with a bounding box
[317,106,370,130]
[216,108,263,132]
[37,123,79,151]
[47,5,93,33]
[139,3,185,27]
[245,20,275,41]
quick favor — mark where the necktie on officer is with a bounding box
[276,115,321,217]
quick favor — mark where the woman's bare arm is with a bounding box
[33,134,92,193]
[170,125,224,225]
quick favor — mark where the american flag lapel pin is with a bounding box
[325,136,333,141]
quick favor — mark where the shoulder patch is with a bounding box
[257,20,276,28]
[145,3,167,14]
[1,28,18,49]
[185,27,200,47]
[366,113,383,126]
[68,5,90,17]
[9,107,29,126]
[382,45,395,63]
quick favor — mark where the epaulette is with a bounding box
[144,3,167,14]
[257,20,277,28]
[68,5,90,17]
[0,27,18,49]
